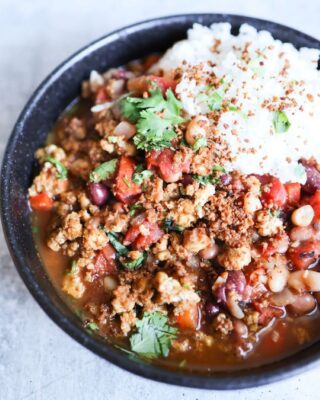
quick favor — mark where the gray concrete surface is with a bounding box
[1,1,320,399]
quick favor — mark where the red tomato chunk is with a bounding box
[114,156,142,204]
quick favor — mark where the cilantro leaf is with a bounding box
[212,165,226,173]
[45,156,68,180]
[163,218,184,233]
[207,92,223,111]
[121,87,185,151]
[192,174,219,185]
[67,260,78,276]
[129,204,143,216]
[89,159,118,183]
[132,165,153,185]
[273,110,291,133]
[192,137,207,152]
[120,99,141,122]
[107,232,128,256]
[86,322,99,332]
[122,252,147,270]
[134,110,177,150]
[129,312,178,358]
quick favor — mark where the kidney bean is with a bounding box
[226,270,246,295]
[204,301,220,319]
[300,161,320,194]
[220,174,231,186]
[181,174,194,186]
[89,182,109,206]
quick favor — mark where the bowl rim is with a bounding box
[2,13,320,390]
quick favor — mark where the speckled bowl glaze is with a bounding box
[1,14,320,390]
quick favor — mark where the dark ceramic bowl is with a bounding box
[1,14,320,390]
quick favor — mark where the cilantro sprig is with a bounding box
[107,231,146,270]
[120,87,186,151]
[45,156,68,180]
[122,252,147,270]
[132,165,153,185]
[129,312,178,358]
[163,218,184,233]
[192,174,220,185]
[107,232,128,256]
[89,159,118,183]
[192,137,207,152]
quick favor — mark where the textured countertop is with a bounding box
[1,1,320,399]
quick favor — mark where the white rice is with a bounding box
[153,23,320,183]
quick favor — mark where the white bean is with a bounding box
[271,288,297,307]
[268,264,289,293]
[288,270,320,293]
[226,293,244,319]
[290,226,314,242]
[288,293,316,315]
[291,205,314,227]
[103,276,117,291]
[199,243,219,260]
[233,319,248,338]
[185,116,209,146]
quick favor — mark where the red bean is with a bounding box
[181,174,194,186]
[226,270,246,295]
[301,160,320,194]
[89,182,109,206]
[205,301,220,319]
[220,174,231,186]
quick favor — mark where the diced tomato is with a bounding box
[123,213,146,244]
[284,183,301,206]
[260,233,289,258]
[124,213,163,250]
[254,303,284,326]
[146,149,191,183]
[128,75,176,95]
[176,305,200,330]
[261,177,287,208]
[309,190,320,207]
[146,75,177,93]
[134,222,164,250]
[287,240,320,270]
[29,193,53,211]
[114,156,142,204]
[95,87,108,103]
[93,243,117,275]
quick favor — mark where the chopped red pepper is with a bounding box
[176,305,200,330]
[261,177,287,208]
[124,213,163,250]
[29,193,53,211]
[93,243,117,275]
[284,182,301,206]
[146,148,191,183]
[287,240,320,270]
[114,156,142,204]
